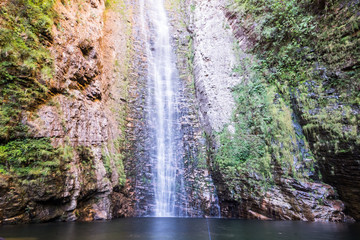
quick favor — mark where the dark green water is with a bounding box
[0,218,359,240]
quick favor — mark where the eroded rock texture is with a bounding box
[190,0,356,222]
[1,0,358,224]
[0,0,135,223]
[192,0,242,133]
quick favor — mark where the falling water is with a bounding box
[140,0,185,217]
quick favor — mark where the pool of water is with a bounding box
[0,218,359,240]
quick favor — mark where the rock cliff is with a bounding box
[189,0,358,222]
[0,0,135,223]
[0,0,358,224]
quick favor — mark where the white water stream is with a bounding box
[140,0,184,217]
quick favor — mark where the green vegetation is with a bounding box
[0,0,65,188]
[105,0,132,187]
[229,0,359,154]
[216,57,316,187]
[232,0,359,96]
[214,0,359,190]
[77,145,94,164]
[102,138,126,186]
[0,0,55,142]
[0,138,72,181]
[105,0,121,10]
[185,35,195,89]
[0,0,128,206]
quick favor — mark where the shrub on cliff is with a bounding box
[0,0,55,142]
[215,0,360,194]
[228,0,359,163]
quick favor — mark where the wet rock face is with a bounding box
[290,3,360,220]
[126,0,221,217]
[168,0,222,217]
[320,152,360,220]
[287,67,360,218]
[214,170,351,222]
[0,174,68,224]
[296,107,360,220]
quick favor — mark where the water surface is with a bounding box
[1,218,359,240]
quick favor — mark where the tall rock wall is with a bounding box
[0,0,358,224]
[0,0,136,223]
[189,0,357,222]
[192,0,242,133]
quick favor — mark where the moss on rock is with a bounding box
[0,0,56,141]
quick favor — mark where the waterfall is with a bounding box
[140,0,186,217]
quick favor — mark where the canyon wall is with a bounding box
[131,0,222,217]
[0,0,135,223]
[189,0,359,221]
[0,0,222,223]
[0,0,359,224]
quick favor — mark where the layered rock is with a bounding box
[192,0,242,133]
[1,0,358,224]
[167,0,222,217]
[189,0,354,222]
[292,2,360,220]
[0,0,136,223]
[125,0,221,217]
